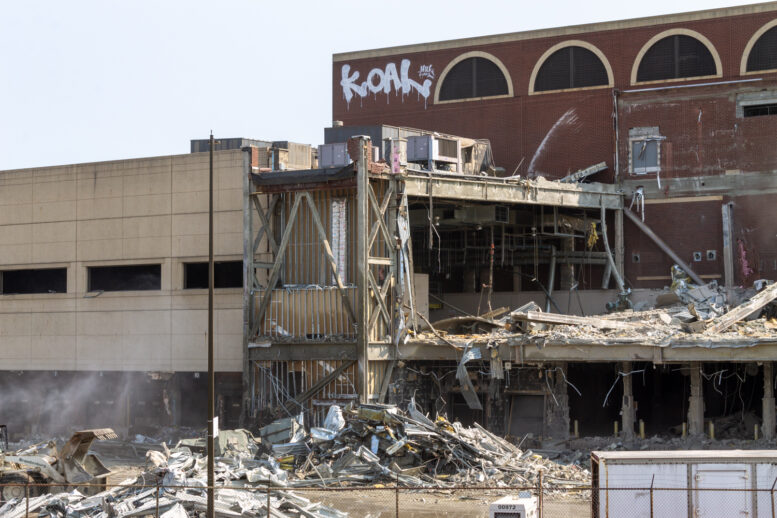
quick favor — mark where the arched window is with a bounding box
[533,45,610,92]
[745,23,777,72]
[635,33,717,82]
[437,55,509,102]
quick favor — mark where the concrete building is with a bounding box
[0,140,312,436]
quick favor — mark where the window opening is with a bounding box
[629,127,664,182]
[743,103,777,117]
[88,264,161,292]
[1,268,67,294]
[746,26,777,72]
[636,35,716,82]
[535,46,609,92]
[184,261,243,289]
[439,57,508,101]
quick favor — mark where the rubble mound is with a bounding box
[264,401,589,488]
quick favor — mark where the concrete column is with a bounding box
[688,362,704,436]
[763,362,775,440]
[559,237,575,290]
[544,363,570,440]
[463,270,477,293]
[621,361,636,440]
[512,266,522,292]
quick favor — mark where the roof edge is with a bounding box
[333,2,777,62]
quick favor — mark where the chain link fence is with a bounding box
[4,480,777,517]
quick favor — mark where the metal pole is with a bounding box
[396,470,400,518]
[538,470,544,518]
[207,132,216,518]
[25,480,29,518]
[623,208,704,286]
[650,474,655,518]
[267,484,271,517]
[156,480,160,518]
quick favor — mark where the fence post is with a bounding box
[25,479,29,518]
[267,483,271,517]
[156,479,160,518]
[650,475,655,518]
[538,470,544,518]
[395,470,399,518]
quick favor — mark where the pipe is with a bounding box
[545,246,556,312]
[600,205,627,294]
[623,208,704,286]
[622,77,761,94]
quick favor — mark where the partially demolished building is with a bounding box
[245,2,777,442]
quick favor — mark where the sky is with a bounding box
[0,0,761,170]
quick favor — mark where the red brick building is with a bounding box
[332,3,777,289]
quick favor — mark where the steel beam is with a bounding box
[356,137,370,403]
[404,174,622,209]
[248,342,357,361]
[624,208,705,286]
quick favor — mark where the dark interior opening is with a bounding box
[184,261,243,289]
[567,363,624,436]
[88,264,161,292]
[1,268,67,294]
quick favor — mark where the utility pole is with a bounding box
[207,132,216,518]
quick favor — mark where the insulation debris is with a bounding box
[263,401,588,488]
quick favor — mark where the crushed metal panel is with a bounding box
[456,344,483,410]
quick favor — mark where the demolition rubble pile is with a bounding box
[415,276,777,347]
[0,437,347,518]
[260,401,589,488]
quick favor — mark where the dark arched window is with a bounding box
[439,57,509,101]
[636,35,716,82]
[747,26,777,71]
[534,46,609,92]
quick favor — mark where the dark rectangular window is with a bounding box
[1,268,67,294]
[88,264,161,292]
[743,103,777,117]
[184,261,243,289]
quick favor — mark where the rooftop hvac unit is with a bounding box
[488,495,538,518]
[318,143,350,168]
[407,135,460,164]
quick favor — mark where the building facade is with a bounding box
[0,141,311,436]
[332,2,777,289]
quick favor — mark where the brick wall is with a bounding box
[333,7,777,288]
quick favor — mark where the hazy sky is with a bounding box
[0,0,759,170]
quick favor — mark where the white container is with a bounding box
[488,494,538,518]
[592,450,777,518]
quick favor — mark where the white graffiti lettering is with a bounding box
[340,59,434,109]
[418,64,435,80]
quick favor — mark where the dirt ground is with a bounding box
[102,458,587,517]
[300,489,589,518]
[99,453,591,518]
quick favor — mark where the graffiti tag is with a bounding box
[340,59,434,109]
[418,64,435,80]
